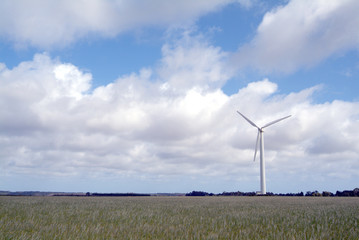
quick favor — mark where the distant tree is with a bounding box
[305,191,321,196]
[244,192,256,196]
[305,191,313,196]
[186,191,208,196]
[341,190,354,196]
[322,191,333,197]
[312,191,322,196]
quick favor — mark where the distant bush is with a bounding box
[186,191,212,196]
[336,189,359,197]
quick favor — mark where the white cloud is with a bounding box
[158,32,232,91]
[0,54,90,135]
[1,34,359,192]
[0,0,244,49]
[234,0,359,73]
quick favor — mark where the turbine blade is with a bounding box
[262,115,291,129]
[253,130,260,161]
[237,111,260,129]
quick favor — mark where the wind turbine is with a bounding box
[237,111,291,194]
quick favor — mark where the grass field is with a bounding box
[1,196,358,239]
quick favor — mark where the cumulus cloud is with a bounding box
[158,33,232,91]
[234,0,359,73]
[0,0,242,48]
[1,36,359,192]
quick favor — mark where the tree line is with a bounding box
[185,188,359,197]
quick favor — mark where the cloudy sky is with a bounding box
[1,0,358,194]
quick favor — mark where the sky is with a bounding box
[1,0,359,194]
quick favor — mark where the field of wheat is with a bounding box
[0,196,358,239]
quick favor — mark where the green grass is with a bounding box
[1,196,358,239]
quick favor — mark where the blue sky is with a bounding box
[1,0,358,194]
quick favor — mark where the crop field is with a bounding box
[0,196,358,239]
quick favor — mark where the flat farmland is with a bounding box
[0,196,358,239]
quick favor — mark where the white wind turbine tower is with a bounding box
[237,111,291,194]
